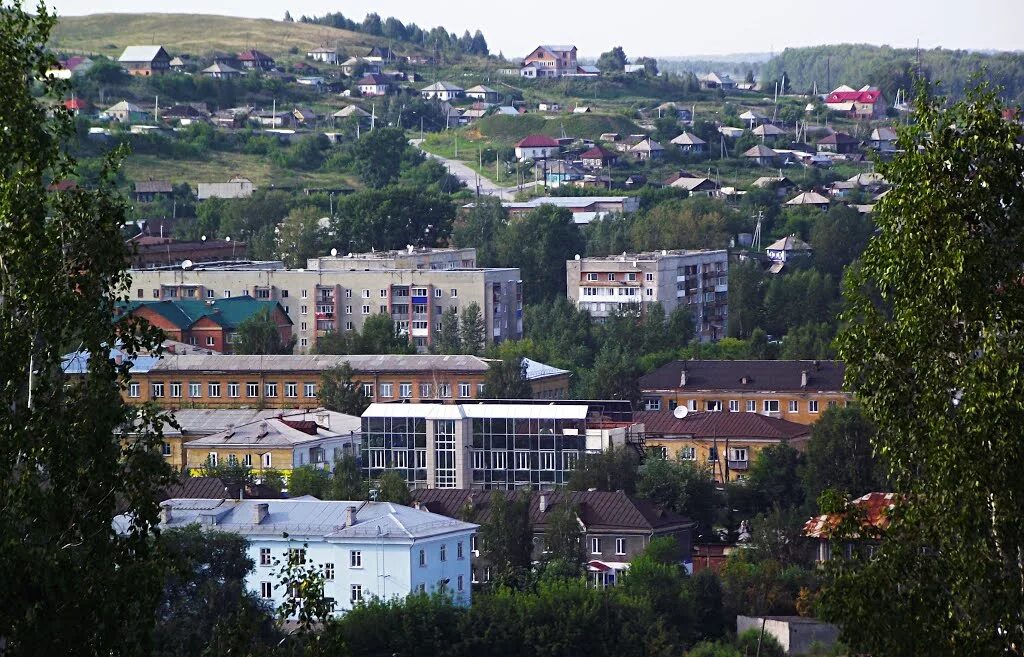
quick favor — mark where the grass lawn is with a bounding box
[124,152,360,189]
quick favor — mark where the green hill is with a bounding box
[474,113,642,143]
[50,13,401,59]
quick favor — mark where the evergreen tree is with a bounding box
[542,500,585,578]
[483,356,531,399]
[318,363,370,415]
[375,470,411,505]
[459,302,485,355]
[234,308,296,355]
[330,455,368,501]
[480,492,533,588]
[433,306,461,354]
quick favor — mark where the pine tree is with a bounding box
[459,302,484,355]
[433,306,461,354]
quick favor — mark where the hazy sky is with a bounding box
[52,0,1023,58]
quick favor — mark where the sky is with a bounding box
[51,0,1023,58]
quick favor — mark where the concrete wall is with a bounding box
[736,616,840,655]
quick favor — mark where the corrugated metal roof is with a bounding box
[158,408,359,436]
[185,416,358,448]
[136,499,477,540]
[636,409,811,441]
[522,358,569,380]
[803,492,897,539]
[361,402,589,420]
[640,360,846,393]
[118,46,168,63]
[149,353,491,374]
[411,489,691,532]
[62,347,159,375]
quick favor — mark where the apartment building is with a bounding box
[639,360,852,424]
[566,250,729,341]
[637,409,811,483]
[360,401,642,490]
[128,248,522,352]
[122,499,477,616]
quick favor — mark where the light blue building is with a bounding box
[130,498,477,615]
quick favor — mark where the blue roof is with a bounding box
[62,347,159,375]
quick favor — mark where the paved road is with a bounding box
[410,139,537,201]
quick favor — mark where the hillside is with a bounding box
[50,13,401,59]
[760,43,1024,102]
[474,114,643,143]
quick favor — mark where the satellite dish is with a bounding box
[330,248,338,257]
[574,254,581,260]
[673,406,689,419]
[181,259,193,270]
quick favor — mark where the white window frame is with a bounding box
[590,537,601,554]
[788,400,799,413]
[260,581,272,598]
[746,400,756,412]
[350,550,362,568]
[615,538,626,555]
[350,584,362,603]
[259,547,271,566]
[764,399,780,413]
[728,400,739,412]
[128,382,140,398]
[809,400,820,413]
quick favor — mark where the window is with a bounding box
[746,400,756,412]
[208,452,218,466]
[457,575,464,592]
[128,382,140,398]
[350,550,362,568]
[615,538,626,555]
[350,585,363,603]
[705,399,722,412]
[514,451,530,470]
[152,289,160,299]
[243,454,252,467]
[438,383,451,398]
[361,289,370,299]
[645,289,654,297]
[380,383,393,398]
[419,382,432,398]
[492,451,507,469]
[285,382,298,398]
[471,450,487,469]
[287,548,306,565]
[324,563,335,580]
[208,382,220,398]
[763,400,780,413]
[161,443,172,456]
[450,288,458,298]
[626,272,637,281]
[471,535,479,556]
[189,382,201,398]
[607,273,615,281]
[345,321,354,331]
[687,399,697,411]
[260,548,271,566]
[539,451,556,470]
[362,305,371,315]
[440,544,447,562]
[458,382,471,398]
[729,448,748,463]
[345,306,353,315]
[412,288,427,297]
[809,400,819,413]
[457,542,464,560]
[788,400,799,413]
[301,305,308,315]
[591,537,601,554]
[301,290,308,299]
[205,335,216,346]
[645,272,654,281]
[586,273,598,281]
[562,451,579,470]
[263,453,272,468]
[223,290,231,298]
[345,289,352,298]
[255,288,270,299]
[260,581,272,599]
[419,549,426,567]
[380,305,388,315]
[302,382,315,398]
[170,382,181,398]
[228,382,239,398]
[399,383,412,398]
[828,400,838,408]
[362,383,374,398]
[679,446,696,460]
[247,383,259,398]
[137,288,144,298]
[265,383,278,398]
[380,289,388,298]
[300,338,309,347]
[280,290,289,299]
[434,288,442,298]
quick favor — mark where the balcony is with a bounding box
[727,460,749,471]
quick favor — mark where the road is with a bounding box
[410,139,539,201]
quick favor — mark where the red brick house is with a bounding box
[121,297,291,353]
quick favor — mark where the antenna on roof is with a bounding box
[673,406,689,419]
[181,259,193,269]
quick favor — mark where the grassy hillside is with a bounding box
[50,13,389,59]
[122,152,360,190]
[474,114,642,143]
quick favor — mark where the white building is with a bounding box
[566,250,729,341]
[361,402,641,490]
[420,81,464,101]
[307,47,339,64]
[197,176,255,200]
[127,499,476,615]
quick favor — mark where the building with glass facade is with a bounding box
[361,403,642,490]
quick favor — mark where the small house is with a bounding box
[201,62,242,79]
[580,146,618,169]
[785,191,831,210]
[670,177,720,196]
[237,50,275,71]
[752,123,786,142]
[743,144,779,166]
[101,100,148,123]
[751,176,796,198]
[118,46,171,76]
[420,81,464,101]
[817,131,859,154]
[515,135,560,161]
[307,47,339,64]
[133,180,174,203]
[465,85,500,103]
[629,138,664,161]
[356,73,392,96]
[867,126,898,152]
[766,235,812,268]
[699,72,735,90]
[670,132,707,152]
[197,176,255,201]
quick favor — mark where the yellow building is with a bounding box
[637,409,811,483]
[182,412,361,479]
[640,360,852,425]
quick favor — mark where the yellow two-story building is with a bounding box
[637,409,811,483]
[640,360,851,425]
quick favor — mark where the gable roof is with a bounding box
[202,62,241,75]
[466,84,498,94]
[818,131,858,145]
[357,73,391,86]
[105,100,144,113]
[826,89,882,104]
[580,146,617,160]
[767,234,812,252]
[803,492,897,539]
[743,144,778,157]
[870,126,897,141]
[118,46,169,63]
[670,132,707,146]
[639,359,847,392]
[786,191,831,206]
[237,49,274,63]
[411,489,691,533]
[184,415,358,448]
[670,176,719,192]
[421,81,463,92]
[333,105,371,118]
[752,123,786,137]
[630,138,664,152]
[163,104,206,119]
[752,176,794,188]
[516,134,560,148]
[636,409,811,441]
[124,297,289,331]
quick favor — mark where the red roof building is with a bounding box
[825,87,887,119]
[514,134,561,161]
[804,492,898,562]
[237,49,275,70]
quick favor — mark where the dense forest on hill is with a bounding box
[760,44,1024,102]
[299,11,489,56]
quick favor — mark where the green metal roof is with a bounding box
[123,297,291,331]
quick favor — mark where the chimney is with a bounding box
[114,353,124,366]
[316,411,329,428]
[253,502,269,524]
[413,500,422,511]
[539,494,547,513]
[679,369,687,387]
[345,505,358,528]
[159,504,172,525]
[801,370,809,388]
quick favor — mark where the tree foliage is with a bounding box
[821,83,1024,656]
[497,205,586,305]
[319,363,371,416]
[479,492,534,589]
[483,356,531,400]
[802,405,882,502]
[233,308,296,355]
[568,446,640,494]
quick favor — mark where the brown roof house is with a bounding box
[629,137,665,161]
[804,492,898,563]
[817,131,860,154]
[743,144,779,166]
[670,131,707,152]
[133,180,174,203]
[411,488,694,587]
[785,191,831,210]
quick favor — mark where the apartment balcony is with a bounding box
[411,327,429,337]
[727,460,749,471]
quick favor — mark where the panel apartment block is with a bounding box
[129,249,522,353]
[566,250,728,342]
